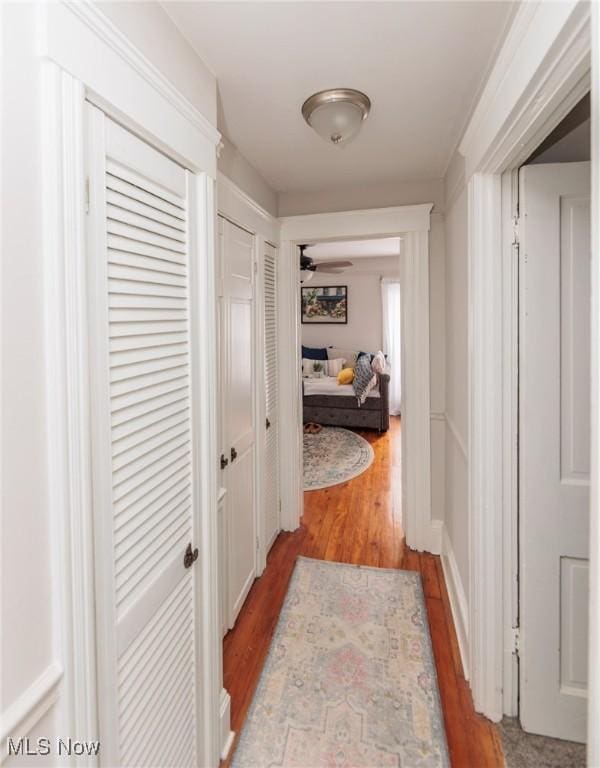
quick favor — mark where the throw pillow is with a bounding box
[302,345,328,361]
[326,357,346,377]
[302,358,326,377]
[328,347,358,368]
[337,367,354,385]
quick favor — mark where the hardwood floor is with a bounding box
[222,418,504,767]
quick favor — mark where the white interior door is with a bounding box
[219,216,257,626]
[519,161,591,742]
[86,105,202,765]
[263,242,280,550]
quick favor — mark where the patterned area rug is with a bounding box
[304,427,374,490]
[232,557,449,768]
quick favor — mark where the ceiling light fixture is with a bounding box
[301,88,371,146]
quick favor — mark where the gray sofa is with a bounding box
[303,372,390,432]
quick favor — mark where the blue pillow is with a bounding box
[302,345,328,361]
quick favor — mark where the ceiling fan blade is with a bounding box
[314,260,353,269]
[314,267,346,274]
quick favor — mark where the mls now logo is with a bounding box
[7,738,100,757]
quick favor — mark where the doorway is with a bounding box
[300,238,401,500]
[278,204,438,555]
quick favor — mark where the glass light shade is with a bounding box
[307,100,365,145]
[300,268,314,283]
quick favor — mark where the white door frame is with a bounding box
[279,204,440,555]
[589,4,600,763]
[458,0,592,725]
[40,4,223,765]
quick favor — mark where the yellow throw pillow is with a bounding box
[337,367,354,385]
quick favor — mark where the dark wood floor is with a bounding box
[223,417,504,767]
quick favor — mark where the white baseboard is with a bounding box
[440,524,470,680]
[219,688,235,762]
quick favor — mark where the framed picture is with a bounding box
[301,285,348,324]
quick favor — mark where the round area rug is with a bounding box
[303,426,374,490]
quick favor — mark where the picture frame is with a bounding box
[301,285,348,324]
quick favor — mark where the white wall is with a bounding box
[1,0,56,729]
[301,257,399,354]
[1,1,219,753]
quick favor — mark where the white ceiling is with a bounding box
[308,238,401,261]
[164,2,513,194]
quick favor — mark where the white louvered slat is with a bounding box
[106,174,186,220]
[108,233,186,265]
[88,109,197,767]
[107,217,187,254]
[264,245,279,549]
[107,189,186,232]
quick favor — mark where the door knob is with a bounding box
[231,446,238,462]
[183,543,199,569]
[220,453,229,470]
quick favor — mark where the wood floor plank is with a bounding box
[222,418,503,767]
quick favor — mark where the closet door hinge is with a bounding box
[512,217,520,248]
[256,536,260,551]
[85,177,90,214]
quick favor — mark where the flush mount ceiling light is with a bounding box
[301,88,371,146]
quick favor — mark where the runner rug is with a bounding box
[232,557,449,767]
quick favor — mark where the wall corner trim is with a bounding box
[0,662,63,757]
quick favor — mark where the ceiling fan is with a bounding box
[299,244,353,282]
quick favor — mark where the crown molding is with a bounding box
[459,1,591,177]
[41,1,220,176]
[64,1,220,147]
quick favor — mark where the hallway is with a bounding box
[223,419,504,766]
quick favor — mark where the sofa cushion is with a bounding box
[302,345,328,361]
[328,347,357,368]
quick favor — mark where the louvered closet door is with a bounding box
[86,105,200,767]
[263,243,280,549]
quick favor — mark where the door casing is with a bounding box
[278,207,437,557]
[461,0,592,726]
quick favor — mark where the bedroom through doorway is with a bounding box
[300,237,402,544]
